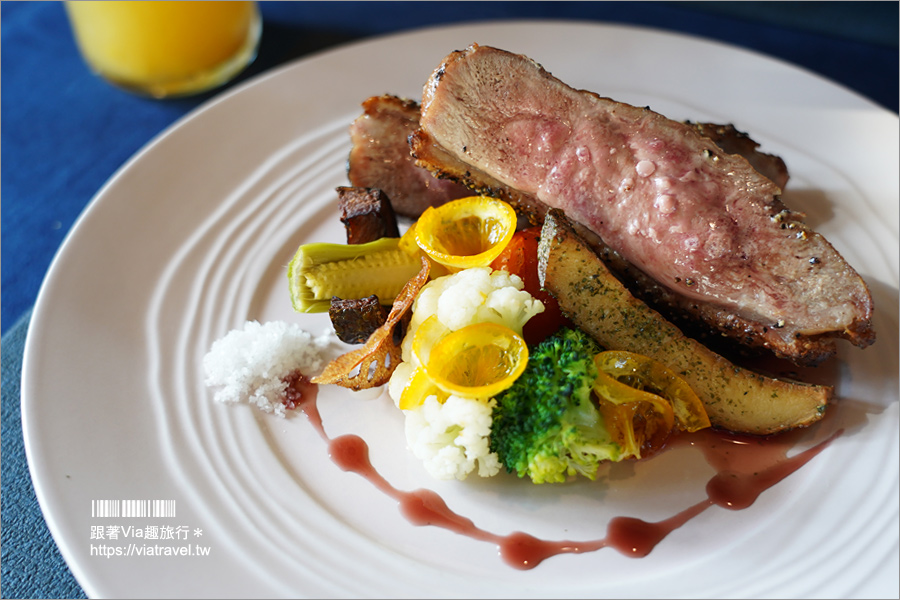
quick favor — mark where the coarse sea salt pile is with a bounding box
[203,320,336,417]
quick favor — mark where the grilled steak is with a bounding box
[348,97,785,215]
[410,44,874,365]
[347,94,471,218]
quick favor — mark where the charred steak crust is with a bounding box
[685,122,790,190]
[410,44,875,365]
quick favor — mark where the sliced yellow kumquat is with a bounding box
[398,366,448,410]
[415,196,517,271]
[411,315,452,367]
[423,322,528,399]
[594,351,711,432]
[592,350,710,459]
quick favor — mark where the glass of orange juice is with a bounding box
[65,1,261,98]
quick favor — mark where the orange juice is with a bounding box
[65,1,261,98]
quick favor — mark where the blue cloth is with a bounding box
[2,310,86,599]
[2,2,896,598]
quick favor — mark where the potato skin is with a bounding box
[537,209,831,434]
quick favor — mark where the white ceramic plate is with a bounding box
[23,21,899,599]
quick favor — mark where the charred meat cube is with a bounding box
[337,186,400,244]
[329,295,390,344]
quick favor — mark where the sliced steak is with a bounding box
[410,44,875,365]
[347,94,471,218]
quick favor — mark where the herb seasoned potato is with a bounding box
[537,209,831,434]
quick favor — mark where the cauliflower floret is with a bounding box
[400,267,544,362]
[436,267,542,333]
[390,266,544,480]
[404,395,501,480]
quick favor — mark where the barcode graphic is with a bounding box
[91,500,176,518]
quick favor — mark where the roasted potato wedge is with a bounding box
[537,209,831,434]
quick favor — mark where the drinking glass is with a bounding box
[65,1,261,98]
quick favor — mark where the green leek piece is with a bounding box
[288,237,422,313]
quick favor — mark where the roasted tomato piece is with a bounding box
[491,227,572,345]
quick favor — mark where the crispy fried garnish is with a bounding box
[312,256,430,390]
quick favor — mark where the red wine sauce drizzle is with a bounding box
[292,384,841,569]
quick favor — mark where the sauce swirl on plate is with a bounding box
[292,377,839,569]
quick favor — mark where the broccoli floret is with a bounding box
[490,327,621,483]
